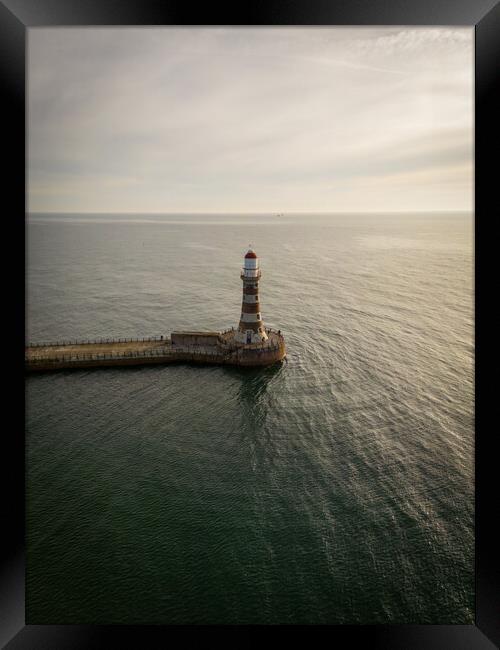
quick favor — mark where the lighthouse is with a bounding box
[234,247,269,345]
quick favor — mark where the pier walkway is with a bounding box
[25,330,286,372]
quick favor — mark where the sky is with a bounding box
[28,27,473,214]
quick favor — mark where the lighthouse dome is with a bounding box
[245,249,257,259]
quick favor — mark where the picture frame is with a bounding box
[2,0,498,646]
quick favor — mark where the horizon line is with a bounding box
[27,209,474,216]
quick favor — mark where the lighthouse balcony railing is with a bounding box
[265,327,285,337]
[240,269,261,280]
[219,326,284,338]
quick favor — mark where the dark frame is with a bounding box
[2,0,498,646]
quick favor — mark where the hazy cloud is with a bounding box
[28,27,473,213]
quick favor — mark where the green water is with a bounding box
[26,212,474,624]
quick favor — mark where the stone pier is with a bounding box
[25,329,286,373]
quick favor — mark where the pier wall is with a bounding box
[171,332,221,346]
[228,341,286,366]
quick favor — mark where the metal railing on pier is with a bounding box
[26,345,227,364]
[28,329,284,349]
[27,335,166,348]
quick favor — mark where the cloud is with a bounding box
[28,27,473,213]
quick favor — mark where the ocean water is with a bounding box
[26,212,474,624]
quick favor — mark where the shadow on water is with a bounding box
[26,357,288,380]
[223,361,284,399]
[220,361,286,433]
[26,358,288,443]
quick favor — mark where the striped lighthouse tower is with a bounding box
[235,246,269,345]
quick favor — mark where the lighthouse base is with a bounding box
[219,328,285,366]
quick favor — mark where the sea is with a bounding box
[25,212,474,624]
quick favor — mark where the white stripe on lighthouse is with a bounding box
[240,313,262,323]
